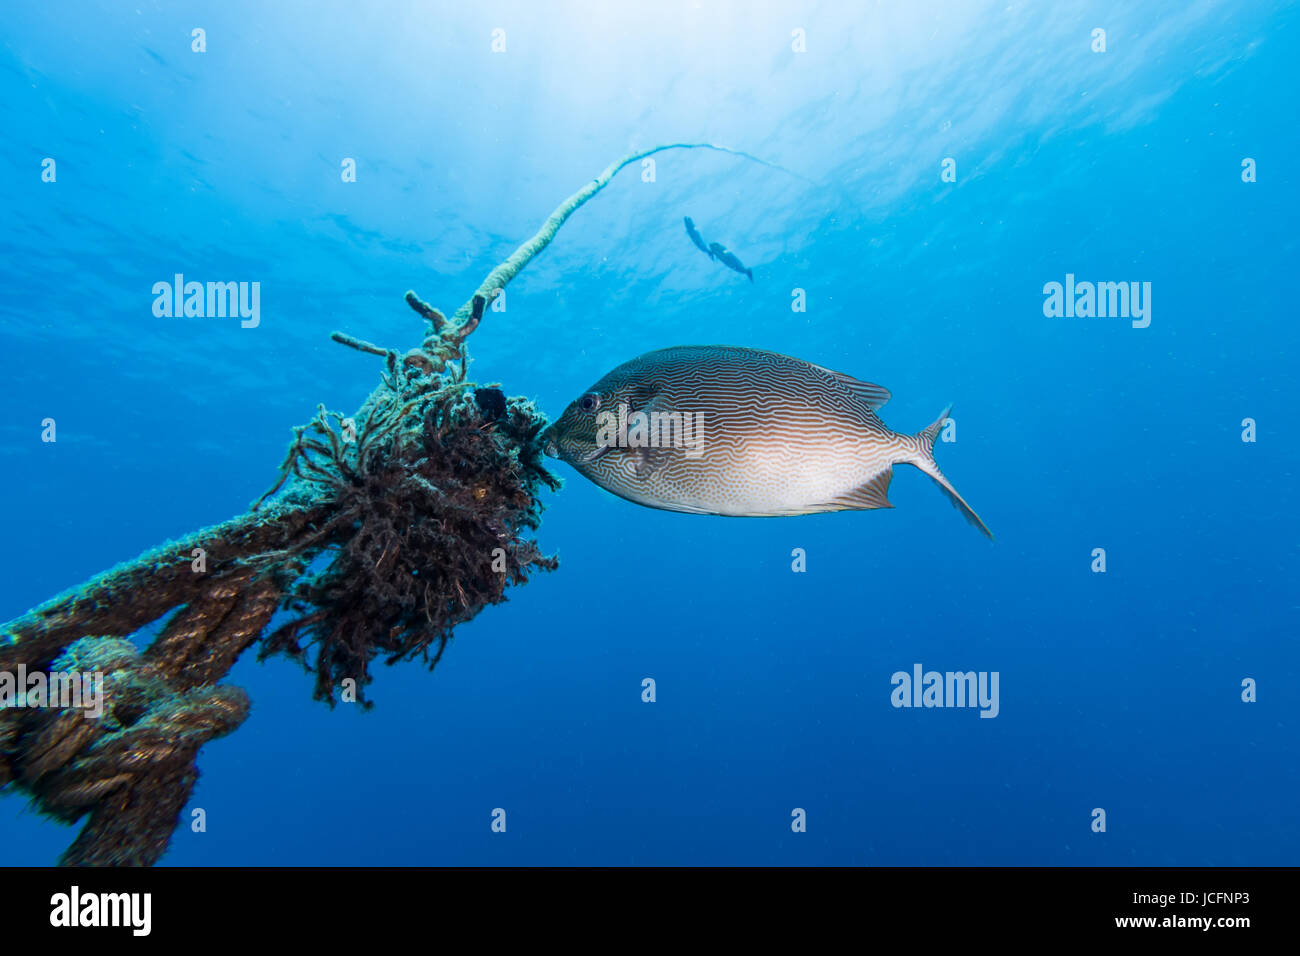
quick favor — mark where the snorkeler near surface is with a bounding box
[683,216,714,258]
[707,242,754,282]
[543,345,992,537]
[683,216,755,281]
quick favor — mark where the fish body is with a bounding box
[707,242,753,282]
[683,217,714,258]
[542,345,991,537]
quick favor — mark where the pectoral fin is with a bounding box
[622,390,675,478]
[630,442,681,478]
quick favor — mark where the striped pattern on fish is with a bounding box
[542,345,992,538]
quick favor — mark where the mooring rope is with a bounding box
[0,142,790,866]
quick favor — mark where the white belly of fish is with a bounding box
[630,429,902,516]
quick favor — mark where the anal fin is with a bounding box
[827,468,894,511]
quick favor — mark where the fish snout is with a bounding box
[539,424,560,458]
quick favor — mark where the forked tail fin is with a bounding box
[906,405,993,540]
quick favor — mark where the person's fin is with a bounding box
[904,405,993,539]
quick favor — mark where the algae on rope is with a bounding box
[0,143,789,865]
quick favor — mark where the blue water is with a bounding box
[2,1,1297,866]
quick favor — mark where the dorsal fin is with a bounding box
[813,364,891,410]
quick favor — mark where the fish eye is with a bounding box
[579,393,601,412]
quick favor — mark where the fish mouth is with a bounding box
[539,425,612,464]
[581,443,614,464]
[539,425,559,458]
